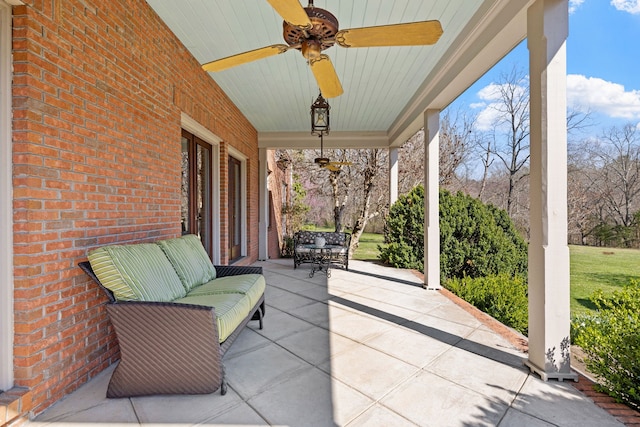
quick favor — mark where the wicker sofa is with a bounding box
[79,234,265,398]
[293,230,351,271]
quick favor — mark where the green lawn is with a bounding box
[569,245,640,316]
[352,232,385,261]
[302,226,385,261]
[302,227,640,317]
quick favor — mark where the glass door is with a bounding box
[228,156,242,261]
[181,130,213,256]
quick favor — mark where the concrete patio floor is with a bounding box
[30,259,623,426]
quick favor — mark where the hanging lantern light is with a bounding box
[310,92,330,136]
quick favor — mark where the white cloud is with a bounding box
[611,0,640,14]
[472,82,528,131]
[567,74,640,120]
[569,0,586,14]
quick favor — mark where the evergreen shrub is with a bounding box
[378,186,528,280]
[378,186,424,271]
[445,274,528,334]
[571,281,640,410]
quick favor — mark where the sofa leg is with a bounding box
[258,306,264,330]
[220,368,228,395]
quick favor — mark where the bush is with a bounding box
[571,281,640,410]
[444,274,528,334]
[280,235,294,258]
[440,189,528,280]
[378,186,528,281]
[378,186,424,271]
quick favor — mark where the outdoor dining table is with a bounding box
[300,243,342,278]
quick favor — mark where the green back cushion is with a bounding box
[88,244,186,302]
[156,235,216,292]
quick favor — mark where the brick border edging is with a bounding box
[409,269,640,426]
[572,374,640,426]
[0,387,32,427]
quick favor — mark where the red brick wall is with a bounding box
[11,0,259,415]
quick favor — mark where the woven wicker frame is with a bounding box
[78,261,265,398]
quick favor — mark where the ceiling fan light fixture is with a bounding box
[301,39,322,60]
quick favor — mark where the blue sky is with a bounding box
[450,0,640,136]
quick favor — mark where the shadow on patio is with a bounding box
[30,259,622,426]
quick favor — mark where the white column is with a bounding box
[388,147,399,207]
[258,148,269,261]
[424,110,441,290]
[0,0,14,391]
[525,0,576,381]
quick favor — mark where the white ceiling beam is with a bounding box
[258,131,389,149]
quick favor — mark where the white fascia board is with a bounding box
[258,131,389,150]
[388,0,534,147]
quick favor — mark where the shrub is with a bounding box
[571,281,640,410]
[444,274,528,334]
[378,186,424,271]
[280,235,294,258]
[439,189,528,280]
[378,186,528,281]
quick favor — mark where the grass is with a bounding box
[301,225,385,261]
[351,232,385,261]
[569,245,640,316]
[301,227,640,317]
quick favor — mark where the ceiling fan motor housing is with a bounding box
[314,157,330,166]
[283,7,339,55]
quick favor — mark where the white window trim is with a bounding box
[180,112,221,264]
[0,0,20,392]
[228,146,247,259]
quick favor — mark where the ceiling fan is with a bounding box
[314,133,351,171]
[202,0,444,98]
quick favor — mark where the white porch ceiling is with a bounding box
[147,0,534,148]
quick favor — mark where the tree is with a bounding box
[348,148,387,254]
[398,109,477,194]
[577,124,640,247]
[595,124,640,229]
[482,66,530,216]
[292,146,389,251]
[475,133,494,200]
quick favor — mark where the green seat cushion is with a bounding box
[174,293,252,343]
[187,274,266,308]
[88,244,186,302]
[156,234,216,292]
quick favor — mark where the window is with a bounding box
[181,130,213,257]
[228,155,242,262]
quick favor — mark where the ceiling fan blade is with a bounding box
[202,44,290,72]
[335,20,443,48]
[329,161,352,166]
[267,0,312,28]
[309,54,343,98]
[323,164,340,172]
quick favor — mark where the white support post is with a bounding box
[424,110,441,290]
[389,147,399,207]
[0,0,14,391]
[258,148,269,261]
[525,0,577,381]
